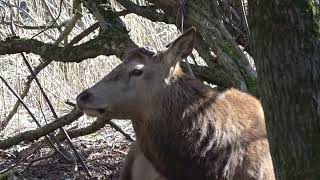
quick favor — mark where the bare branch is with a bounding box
[0,1,136,62]
[55,0,83,45]
[0,34,135,62]
[115,0,172,23]
[30,0,64,39]
[67,22,99,47]
[0,20,67,30]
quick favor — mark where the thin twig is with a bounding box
[0,142,44,174]
[0,150,16,158]
[22,152,56,173]
[176,0,195,78]
[31,0,64,39]
[0,0,33,19]
[0,0,60,40]
[0,76,69,162]
[19,116,111,156]
[240,0,250,37]
[108,121,134,142]
[3,17,72,164]
[36,99,49,124]
[3,61,50,128]
[65,100,76,107]
[7,6,91,176]
[55,1,82,45]
[66,22,99,47]
[19,53,92,178]
[0,20,67,30]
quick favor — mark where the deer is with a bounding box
[76,27,275,180]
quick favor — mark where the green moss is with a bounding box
[0,171,15,180]
[108,28,128,41]
[221,41,240,60]
[306,0,320,36]
[244,75,257,93]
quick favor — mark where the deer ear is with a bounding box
[166,27,196,64]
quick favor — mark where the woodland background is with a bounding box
[0,0,319,179]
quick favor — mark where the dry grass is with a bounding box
[0,0,183,139]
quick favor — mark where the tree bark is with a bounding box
[118,0,257,92]
[249,0,320,179]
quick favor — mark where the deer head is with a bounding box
[76,27,196,120]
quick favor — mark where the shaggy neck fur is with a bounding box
[133,73,249,180]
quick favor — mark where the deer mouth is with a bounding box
[81,107,108,117]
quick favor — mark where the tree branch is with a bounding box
[0,34,135,62]
[66,22,99,47]
[181,62,235,88]
[116,0,172,23]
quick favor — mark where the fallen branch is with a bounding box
[0,109,83,149]
[56,117,111,142]
[66,101,133,142]
[15,115,108,161]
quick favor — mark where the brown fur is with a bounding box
[119,141,166,180]
[76,28,275,180]
[132,72,275,180]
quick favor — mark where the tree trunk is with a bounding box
[249,0,320,179]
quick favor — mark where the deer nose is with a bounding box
[77,90,91,102]
[76,90,92,110]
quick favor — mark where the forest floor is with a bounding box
[0,121,134,180]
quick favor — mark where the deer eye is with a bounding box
[130,69,143,77]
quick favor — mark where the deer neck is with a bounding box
[132,75,220,179]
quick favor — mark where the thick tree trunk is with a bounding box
[250,0,320,179]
